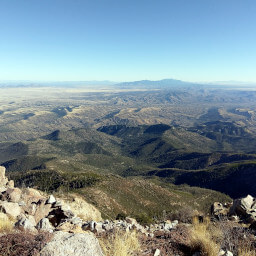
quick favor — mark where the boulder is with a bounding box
[212,202,229,217]
[163,223,173,231]
[0,201,22,219]
[23,187,43,198]
[240,195,254,210]
[20,188,45,214]
[172,220,179,227]
[231,195,255,216]
[94,222,105,233]
[39,231,104,256]
[15,216,37,232]
[36,218,54,232]
[125,217,137,225]
[34,200,52,223]
[69,216,83,226]
[46,195,56,204]
[23,202,37,215]
[6,180,14,188]
[0,187,22,203]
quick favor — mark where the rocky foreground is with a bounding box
[0,165,182,255]
[1,165,256,256]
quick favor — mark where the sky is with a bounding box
[0,0,256,82]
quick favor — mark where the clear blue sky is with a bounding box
[0,0,256,82]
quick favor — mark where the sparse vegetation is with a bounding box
[0,231,52,256]
[0,212,13,233]
[190,217,220,256]
[134,213,153,225]
[99,230,140,256]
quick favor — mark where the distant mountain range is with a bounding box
[0,78,256,89]
[115,79,197,88]
[0,80,116,88]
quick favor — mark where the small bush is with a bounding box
[116,212,127,220]
[167,205,195,223]
[134,213,153,225]
[0,231,52,256]
[99,230,140,256]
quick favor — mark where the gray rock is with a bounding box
[219,249,225,256]
[70,216,83,226]
[232,195,255,216]
[53,201,62,207]
[39,231,104,256]
[15,216,37,232]
[46,195,56,204]
[241,195,254,210]
[102,222,113,231]
[172,220,179,227]
[95,222,104,233]
[154,248,161,256]
[18,201,26,206]
[89,220,96,231]
[36,218,54,232]
[0,187,22,203]
[163,223,173,231]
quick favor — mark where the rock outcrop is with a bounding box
[213,194,256,229]
[211,202,230,217]
[39,231,104,256]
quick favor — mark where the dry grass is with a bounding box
[190,217,221,256]
[238,248,256,256]
[0,212,14,233]
[99,230,141,256]
[62,195,102,222]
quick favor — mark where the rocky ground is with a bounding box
[1,165,256,256]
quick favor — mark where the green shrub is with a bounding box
[134,213,153,225]
[116,213,127,220]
